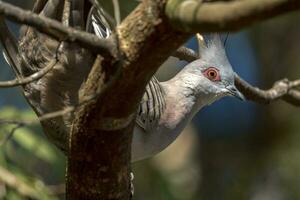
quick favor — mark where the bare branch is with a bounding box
[0,58,57,88]
[283,89,300,106]
[0,91,104,127]
[235,76,300,106]
[0,1,116,56]
[172,46,198,62]
[0,106,76,143]
[32,0,47,14]
[0,123,24,146]
[166,0,300,32]
[112,0,121,25]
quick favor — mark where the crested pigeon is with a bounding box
[0,0,244,162]
[132,36,244,161]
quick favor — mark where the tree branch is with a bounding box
[112,0,121,25]
[166,0,300,32]
[0,58,57,88]
[32,0,47,14]
[67,0,190,199]
[172,46,198,62]
[235,76,300,106]
[0,1,115,56]
[0,123,23,146]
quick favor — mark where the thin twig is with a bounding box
[0,59,57,88]
[235,75,300,106]
[0,106,74,127]
[0,123,24,146]
[112,0,121,25]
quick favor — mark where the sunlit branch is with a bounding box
[166,0,300,32]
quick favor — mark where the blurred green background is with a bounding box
[0,1,300,199]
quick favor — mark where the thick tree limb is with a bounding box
[0,1,115,56]
[67,0,190,199]
[166,0,300,32]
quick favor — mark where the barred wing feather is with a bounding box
[136,77,166,131]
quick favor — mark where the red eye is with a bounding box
[203,67,221,82]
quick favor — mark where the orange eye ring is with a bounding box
[203,67,221,82]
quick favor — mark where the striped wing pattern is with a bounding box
[87,2,112,38]
[136,77,166,131]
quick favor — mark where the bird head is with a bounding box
[179,34,244,105]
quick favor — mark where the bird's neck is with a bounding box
[160,73,208,130]
[131,74,213,162]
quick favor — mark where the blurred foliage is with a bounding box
[0,107,65,199]
[132,125,201,200]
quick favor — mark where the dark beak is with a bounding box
[226,85,245,101]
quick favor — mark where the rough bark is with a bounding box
[66,1,189,199]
